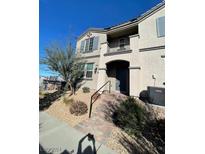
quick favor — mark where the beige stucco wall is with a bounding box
[78,56,99,90]
[76,32,107,90]
[138,7,165,48]
[139,49,165,91]
[137,7,165,92]
[76,6,165,96]
[97,35,141,95]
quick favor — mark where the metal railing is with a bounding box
[108,46,131,53]
[89,81,111,118]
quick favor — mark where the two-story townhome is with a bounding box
[76,2,165,103]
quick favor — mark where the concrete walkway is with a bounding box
[74,93,126,144]
[39,112,116,154]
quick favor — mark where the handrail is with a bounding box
[89,81,111,118]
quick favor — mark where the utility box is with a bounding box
[148,86,165,106]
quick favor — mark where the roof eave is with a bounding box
[106,1,165,30]
[77,28,107,41]
[77,1,165,41]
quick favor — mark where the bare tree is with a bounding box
[41,42,85,95]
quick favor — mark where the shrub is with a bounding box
[142,119,165,153]
[139,90,149,102]
[39,90,43,95]
[39,91,44,98]
[63,97,74,105]
[69,101,88,116]
[113,96,146,135]
[39,90,48,98]
[82,87,90,93]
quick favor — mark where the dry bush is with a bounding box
[82,87,90,93]
[63,97,74,105]
[69,101,88,116]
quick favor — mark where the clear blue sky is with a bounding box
[40,0,162,76]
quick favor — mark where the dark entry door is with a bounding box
[116,68,129,94]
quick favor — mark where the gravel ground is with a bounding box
[105,98,164,154]
[106,127,130,154]
[45,90,99,127]
[106,127,159,154]
[44,90,164,154]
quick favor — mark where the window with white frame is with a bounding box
[89,37,94,51]
[156,16,165,37]
[84,63,94,78]
[84,37,94,52]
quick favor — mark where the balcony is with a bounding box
[108,44,131,52]
[104,45,131,56]
[104,36,132,56]
[104,23,138,54]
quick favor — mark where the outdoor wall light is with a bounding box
[152,75,156,86]
[94,65,98,74]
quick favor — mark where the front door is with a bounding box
[116,68,129,95]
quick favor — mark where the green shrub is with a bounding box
[113,96,146,135]
[139,90,149,102]
[69,101,88,116]
[82,87,90,93]
[142,119,165,153]
[39,90,43,96]
[39,90,48,98]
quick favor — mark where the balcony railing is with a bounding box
[107,45,131,53]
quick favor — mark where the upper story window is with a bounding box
[156,16,165,37]
[84,38,93,52]
[80,36,99,53]
[88,37,94,51]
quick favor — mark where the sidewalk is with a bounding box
[39,112,116,154]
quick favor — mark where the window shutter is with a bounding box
[156,16,165,37]
[80,40,85,52]
[93,36,99,50]
[85,39,90,52]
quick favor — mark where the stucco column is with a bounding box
[97,68,107,91]
[129,34,140,64]
[129,67,141,97]
[129,34,141,97]
[97,42,108,91]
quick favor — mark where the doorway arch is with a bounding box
[106,60,130,95]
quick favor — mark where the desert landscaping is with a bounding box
[40,88,165,154]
